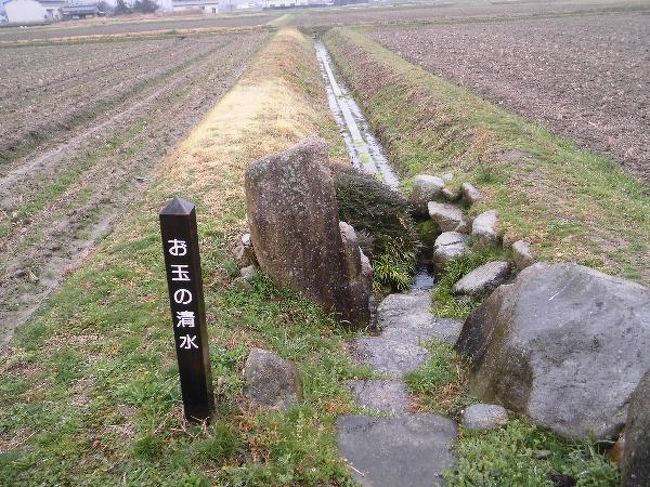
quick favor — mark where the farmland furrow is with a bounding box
[0,31,269,349]
[0,42,177,99]
[0,39,174,99]
[0,36,234,166]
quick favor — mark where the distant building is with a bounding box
[170,0,219,13]
[3,0,64,23]
[61,1,99,18]
[263,0,330,8]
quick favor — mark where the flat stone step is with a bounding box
[346,379,411,414]
[378,290,463,345]
[350,335,430,378]
[337,414,457,487]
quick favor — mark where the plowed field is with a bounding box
[0,14,277,41]
[371,12,650,182]
[0,29,269,346]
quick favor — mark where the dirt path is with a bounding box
[0,31,269,350]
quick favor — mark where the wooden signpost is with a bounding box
[159,197,214,422]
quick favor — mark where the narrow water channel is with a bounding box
[315,41,400,190]
[315,40,435,290]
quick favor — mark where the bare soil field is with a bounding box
[294,0,644,28]
[0,29,269,347]
[0,13,276,41]
[370,11,650,182]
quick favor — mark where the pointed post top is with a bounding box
[160,197,195,216]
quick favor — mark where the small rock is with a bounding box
[442,187,461,202]
[233,232,256,267]
[428,202,465,232]
[549,473,576,487]
[461,182,483,205]
[462,403,508,431]
[410,175,445,214]
[136,176,146,183]
[472,210,499,247]
[608,434,625,468]
[534,449,553,460]
[350,336,429,378]
[512,240,535,270]
[240,265,257,280]
[442,172,454,182]
[243,348,301,410]
[378,290,463,345]
[452,261,511,298]
[433,232,468,270]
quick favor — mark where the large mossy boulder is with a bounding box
[456,262,650,440]
[622,370,650,486]
[245,137,371,328]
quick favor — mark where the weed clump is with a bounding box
[332,164,418,292]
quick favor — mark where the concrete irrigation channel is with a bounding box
[316,39,456,486]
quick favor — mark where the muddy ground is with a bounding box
[0,14,277,41]
[0,30,269,348]
[371,11,650,183]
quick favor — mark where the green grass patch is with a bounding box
[404,340,472,417]
[333,164,418,292]
[447,419,620,486]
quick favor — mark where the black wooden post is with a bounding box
[159,197,214,422]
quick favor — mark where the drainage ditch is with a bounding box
[315,40,434,290]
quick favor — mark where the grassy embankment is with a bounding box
[0,28,367,486]
[324,27,649,287]
[324,27,625,485]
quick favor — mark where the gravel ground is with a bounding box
[0,30,269,345]
[371,12,650,182]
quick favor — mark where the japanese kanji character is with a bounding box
[179,334,198,350]
[171,264,190,282]
[176,311,196,328]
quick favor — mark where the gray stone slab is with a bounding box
[350,336,430,378]
[347,380,411,414]
[337,414,457,487]
[378,291,464,345]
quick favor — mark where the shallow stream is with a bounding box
[315,40,434,290]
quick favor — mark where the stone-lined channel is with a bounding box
[316,40,458,487]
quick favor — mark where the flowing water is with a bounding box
[315,40,434,290]
[315,41,400,190]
